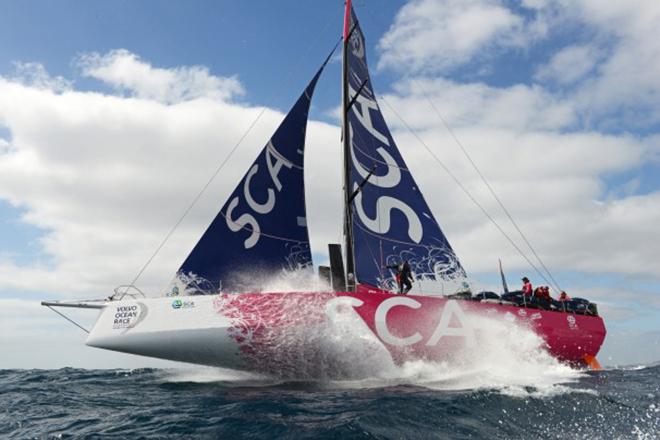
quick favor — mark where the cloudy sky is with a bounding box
[1,0,658,369]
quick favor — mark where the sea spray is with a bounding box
[212,291,395,380]
[314,309,583,393]
[389,312,583,392]
[163,366,267,384]
[175,269,585,389]
[208,291,581,390]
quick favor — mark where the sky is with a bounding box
[1,0,659,369]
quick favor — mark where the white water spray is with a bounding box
[168,270,584,393]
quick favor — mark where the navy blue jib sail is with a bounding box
[173,62,327,294]
[345,8,467,290]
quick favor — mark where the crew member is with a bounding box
[522,277,533,296]
[386,261,414,294]
[400,260,413,294]
[556,290,571,312]
[538,286,551,309]
[386,263,403,292]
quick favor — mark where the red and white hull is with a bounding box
[86,289,606,374]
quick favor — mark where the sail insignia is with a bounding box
[173,60,329,294]
[344,7,467,291]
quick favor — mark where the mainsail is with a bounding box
[343,6,467,291]
[174,60,329,294]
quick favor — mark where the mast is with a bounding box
[337,2,467,291]
[342,0,356,291]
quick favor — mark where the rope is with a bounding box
[380,96,555,289]
[125,10,344,292]
[46,306,90,334]
[411,78,562,292]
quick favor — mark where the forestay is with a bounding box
[173,60,328,294]
[344,7,467,290]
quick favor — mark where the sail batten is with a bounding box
[344,7,467,291]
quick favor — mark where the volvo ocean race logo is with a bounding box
[113,305,138,328]
[112,302,147,333]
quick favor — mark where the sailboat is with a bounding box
[43,2,606,373]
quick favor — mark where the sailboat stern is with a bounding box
[85,296,245,369]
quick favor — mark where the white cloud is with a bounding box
[12,61,72,92]
[378,0,527,73]
[515,1,660,130]
[556,1,660,127]
[386,77,577,131]
[520,0,548,9]
[77,49,244,103]
[535,44,601,85]
[0,58,342,298]
[0,137,9,153]
[378,0,660,128]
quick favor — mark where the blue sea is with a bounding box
[1,363,658,439]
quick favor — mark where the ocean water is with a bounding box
[1,363,658,439]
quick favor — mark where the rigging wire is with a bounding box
[123,9,344,293]
[45,306,90,334]
[410,79,562,292]
[380,96,556,289]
